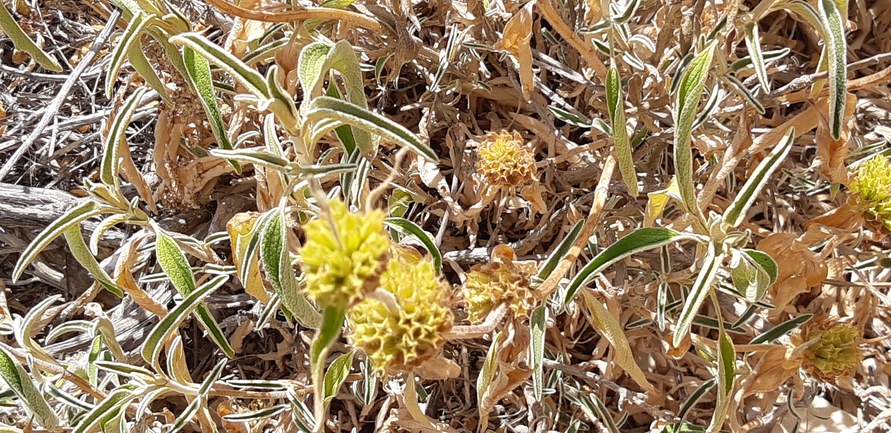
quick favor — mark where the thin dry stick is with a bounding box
[765,51,891,104]
[366,147,411,211]
[443,303,510,340]
[536,0,608,82]
[534,153,617,302]
[0,8,122,181]
[205,0,381,31]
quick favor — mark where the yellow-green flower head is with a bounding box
[462,245,538,323]
[476,130,536,188]
[797,318,863,381]
[348,250,453,374]
[299,199,390,309]
[850,155,891,230]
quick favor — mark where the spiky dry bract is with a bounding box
[849,155,891,230]
[462,260,538,323]
[476,130,536,188]
[348,252,453,374]
[299,199,390,309]
[797,318,863,381]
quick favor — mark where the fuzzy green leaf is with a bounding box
[64,225,124,297]
[102,87,147,190]
[607,64,638,197]
[141,274,229,365]
[707,328,736,433]
[155,229,235,358]
[155,228,197,295]
[477,331,502,416]
[743,23,770,93]
[71,386,138,433]
[209,148,291,172]
[183,46,240,173]
[674,242,723,347]
[818,0,848,140]
[723,128,795,228]
[581,290,656,393]
[105,12,153,99]
[537,220,584,282]
[0,346,59,430]
[260,210,321,328]
[564,228,702,306]
[127,38,173,106]
[169,32,270,100]
[743,249,778,287]
[222,405,288,422]
[724,74,766,115]
[12,200,103,282]
[731,249,778,302]
[323,352,353,403]
[674,41,717,219]
[306,96,438,162]
[0,3,63,71]
[530,305,547,400]
[750,314,813,344]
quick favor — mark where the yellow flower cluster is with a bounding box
[348,248,453,374]
[476,130,536,188]
[299,201,453,374]
[796,318,862,381]
[299,199,390,309]
[850,155,891,231]
[462,252,538,323]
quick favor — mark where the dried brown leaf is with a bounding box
[815,93,858,183]
[494,1,535,100]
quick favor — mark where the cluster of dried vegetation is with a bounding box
[1,0,891,431]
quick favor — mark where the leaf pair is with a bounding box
[142,228,235,364]
[565,130,796,348]
[171,34,438,165]
[298,40,373,156]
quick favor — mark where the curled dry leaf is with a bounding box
[815,92,858,183]
[415,356,461,380]
[741,345,803,399]
[520,182,547,213]
[757,233,828,315]
[494,1,535,100]
[224,0,275,57]
[664,328,692,359]
[477,322,534,432]
[805,201,865,238]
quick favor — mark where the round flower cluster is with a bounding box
[850,155,891,231]
[348,249,453,374]
[462,256,538,323]
[299,199,390,309]
[795,318,862,381]
[476,130,536,188]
